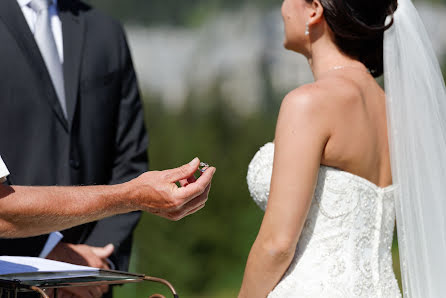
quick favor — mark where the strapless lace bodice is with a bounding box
[247,143,402,297]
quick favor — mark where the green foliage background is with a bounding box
[79,0,445,296]
[114,86,279,297]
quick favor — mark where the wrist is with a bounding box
[105,182,138,213]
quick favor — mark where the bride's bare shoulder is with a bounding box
[281,81,338,115]
[276,82,337,139]
[281,78,361,118]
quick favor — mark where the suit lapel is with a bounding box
[59,0,84,129]
[0,0,69,132]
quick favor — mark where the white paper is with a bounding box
[0,155,10,182]
[38,231,64,258]
[0,256,99,275]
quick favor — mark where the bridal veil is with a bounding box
[384,0,446,296]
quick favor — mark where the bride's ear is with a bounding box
[308,0,324,26]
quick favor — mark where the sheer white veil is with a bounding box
[384,0,446,296]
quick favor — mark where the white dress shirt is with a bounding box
[0,156,10,183]
[17,0,64,63]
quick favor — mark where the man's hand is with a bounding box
[46,243,114,298]
[126,158,216,221]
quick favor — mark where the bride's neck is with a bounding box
[307,41,364,80]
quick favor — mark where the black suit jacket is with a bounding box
[0,0,147,271]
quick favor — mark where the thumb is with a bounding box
[91,244,114,259]
[167,158,200,182]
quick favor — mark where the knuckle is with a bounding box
[178,165,189,177]
[167,197,178,209]
[163,171,173,181]
[196,186,206,196]
[169,195,184,210]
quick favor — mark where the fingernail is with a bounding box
[189,157,199,166]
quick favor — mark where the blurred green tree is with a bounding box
[114,84,279,297]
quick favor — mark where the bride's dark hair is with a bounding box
[306,0,398,77]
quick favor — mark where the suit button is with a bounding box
[70,159,80,169]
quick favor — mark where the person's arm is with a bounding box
[239,88,331,297]
[0,158,215,238]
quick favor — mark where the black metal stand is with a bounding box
[0,270,178,298]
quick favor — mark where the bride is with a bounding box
[239,0,446,297]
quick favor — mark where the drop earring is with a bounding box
[305,22,310,36]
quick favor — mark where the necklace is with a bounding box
[328,65,371,74]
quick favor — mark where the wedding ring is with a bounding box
[199,162,210,173]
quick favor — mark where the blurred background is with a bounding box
[83,0,446,296]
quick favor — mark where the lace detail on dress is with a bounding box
[247,142,401,298]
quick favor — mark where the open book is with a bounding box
[0,256,98,276]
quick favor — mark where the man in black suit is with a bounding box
[0,0,147,296]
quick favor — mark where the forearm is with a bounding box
[239,238,295,298]
[0,184,135,238]
[0,159,215,238]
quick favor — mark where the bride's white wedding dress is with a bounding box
[247,142,402,297]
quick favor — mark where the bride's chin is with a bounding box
[283,40,303,54]
[283,39,293,50]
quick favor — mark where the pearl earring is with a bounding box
[305,22,310,36]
